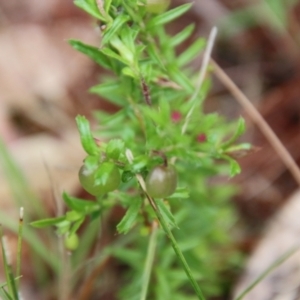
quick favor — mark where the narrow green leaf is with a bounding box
[168,65,194,93]
[74,0,106,21]
[90,209,102,221]
[177,38,206,67]
[221,117,246,149]
[146,44,166,71]
[170,24,195,48]
[142,106,164,126]
[158,98,170,125]
[62,192,98,212]
[227,157,241,177]
[66,211,83,222]
[120,25,139,54]
[109,36,134,64]
[131,155,149,171]
[225,143,252,153]
[5,272,17,300]
[121,170,134,182]
[90,81,124,106]
[122,67,137,78]
[0,288,13,300]
[100,47,129,65]
[106,139,125,160]
[117,198,141,234]
[102,14,130,45]
[236,117,246,137]
[75,115,99,156]
[104,0,112,12]
[148,3,193,28]
[94,109,126,128]
[69,217,85,236]
[156,199,177,228]
[167,187,189,199]
[30,216,66,228]
[69,40,111,69]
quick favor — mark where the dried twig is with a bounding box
[181,26,218,134]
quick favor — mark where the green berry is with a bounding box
[146,165,177,198]
[79,162,121,196]
[64,233,79,251]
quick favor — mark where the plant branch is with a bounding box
[141,77,152,106]
[182,26,218,134]
[145,194,205,300]
[0,225,19,300]
[16,207,24,289]
[125,149,206,300]
[211,60,300,186]
[140,221,159,300]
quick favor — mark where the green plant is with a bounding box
[31,1,250,299]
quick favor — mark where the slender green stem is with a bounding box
[146,195,205,300]
[16,207,24,288]
[58,236,72,300]
[125,150,205,300]
[0,225,19,300]
[140,221,159,300]
[234,247,298,300]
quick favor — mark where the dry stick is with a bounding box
[234,246,299,300]
[182,26,218,134]
[211,60,300,186]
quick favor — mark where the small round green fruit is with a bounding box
[78,163,120,196]
[64,233,79,251]
[146,164,177,198]
[146,0,170,14]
